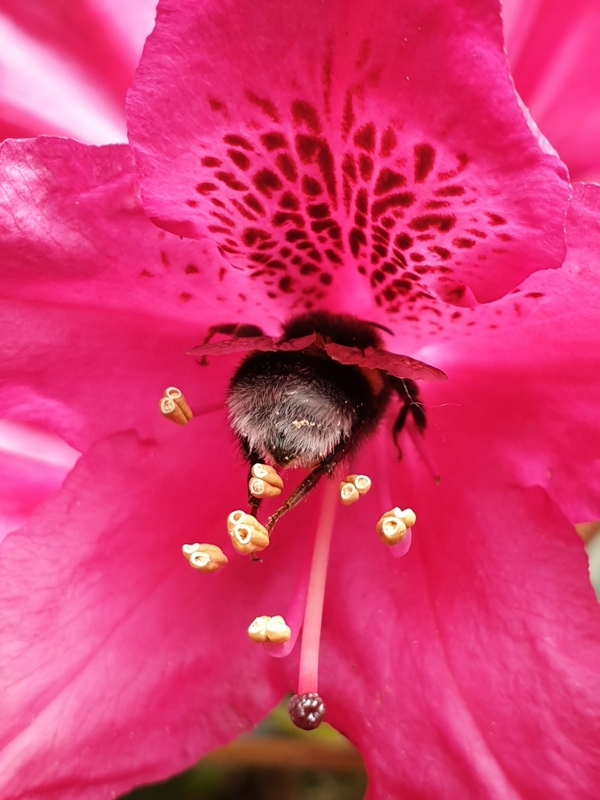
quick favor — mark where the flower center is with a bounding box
[168,386,418,728]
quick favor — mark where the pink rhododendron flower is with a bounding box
[0,0,156,142]
[1,0,600,798]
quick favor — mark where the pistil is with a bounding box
[288,479,338,729]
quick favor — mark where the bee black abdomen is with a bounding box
[227,350,389,469]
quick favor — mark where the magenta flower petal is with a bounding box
[127,0,569,306]
[0,137,271,450]
[504,0,600,181]
[320,455,600,798]
[0,426,301,798]
[419,182,600,523]
[0,0,157,142]
[0,421,78,541]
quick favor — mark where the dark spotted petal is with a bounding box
[128,0,570,319]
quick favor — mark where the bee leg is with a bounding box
[204,322,265,341]
[247,468,262,519]
[391,404,410,459]
[389,377,427,459]
[243,448,265,563]
[265,447,346,534]
[265,465,327,534]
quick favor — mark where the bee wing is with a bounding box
[187,336,277,357]
[187,332,319,358]
[275,333,317,351]
[323,343,448,382]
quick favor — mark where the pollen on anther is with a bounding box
[248,615,292,643]
[159,387,193,425]
[249,464,283,497]
[339,482,360,505]
[339,474,372,505]
[376,507,416,545]
[227,511,270,554]
[252,463,284,487]
[182,543,228,572]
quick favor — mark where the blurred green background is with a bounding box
[122,700,367,800]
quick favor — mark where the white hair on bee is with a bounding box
[227,363,356,469]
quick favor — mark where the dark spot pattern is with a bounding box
[177,89,529,330]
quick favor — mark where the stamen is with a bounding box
[248,615,291,644]
[182,542,228,572]
[249,478,282,498]
[249,464,284,498]
[159,386,194,425]
[227,510,270,554]
[289,479,338,730]
[259,534,314,659]
[375,424,416,559]
[339,482,360,505]
[252,463,284,487]
[339,473,372,504]
[376,507,417,545]
[247,615,270,642]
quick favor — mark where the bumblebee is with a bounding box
[191,311,444,533]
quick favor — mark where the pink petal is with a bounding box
[0,138,280,326]
[0,425,307,798]
[0,137,283,451]
[317,443,600,798]
[0,421,79,541]
[0,292,235,452]
[504,0,600,182]
[0,0,157,142]
[418,182,600,523]
[127,0,569,308]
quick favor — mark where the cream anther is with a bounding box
[339,482,360,505]
[181,542,228,572]
[349,474,372,494]
[249,464,283,498]
[251,463,284,488]
[227,512,270,554]
[376,507,417,545]
[266,615,292,643]
[248,615,291,643]
[339,473,372,505]
[248,615,270,642]
[227,509,256,531]
[159,386,193,425]
[249,477,281,498]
